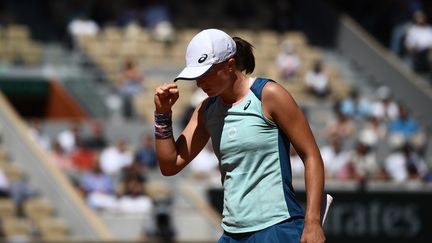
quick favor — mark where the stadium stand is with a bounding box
[0,1,431,242]
[0,24,43,66]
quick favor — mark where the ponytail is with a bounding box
[233,37,255,74]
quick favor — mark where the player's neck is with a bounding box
[220,73,249,104]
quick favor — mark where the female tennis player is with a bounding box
[154,29,325,243]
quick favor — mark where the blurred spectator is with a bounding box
[50,140,74,173]
[27,119,51,150]
[135,134,158,171]
[388,104,420,139]
[67,15,99,49]
[276,41,301,81]
[384,138,408,182]
[57,122,81,154]
[344,141,384,181]
[384,142,428,182]
[68,15,99,37]
[304,60,330,98]
[100,138,133,177]
[82,121,108,151]
[10,177,38,210]
[116,58,145,119]
[70,140,98,173]
[189,141,219,182]
[423,168,432,183]
[0,168,9,197]
[404,10,432,72]
[181,87,207,129]
[143,0,175,43]
[388,0,423,56]
[370,86,399,122]
[320,138,351,179]
[121,161,147,183]
[325,110,356,141]
[80,160,116,211]
[357,115,387,148]
[408,131,428,156]
[105,89,124,123]
[338,89,371,119]
[116,176,153,214]
[150,199,176,243]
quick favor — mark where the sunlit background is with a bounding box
[0,0,431,242]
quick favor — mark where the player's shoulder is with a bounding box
[262,79,289,97]
[261,79,296,108]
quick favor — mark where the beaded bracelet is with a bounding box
[154,112,173,139]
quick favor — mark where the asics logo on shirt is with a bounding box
[198,54,208,63]
[243,100,251,110]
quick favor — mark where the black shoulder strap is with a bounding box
[251,78,275,101]
[205,96,218,111]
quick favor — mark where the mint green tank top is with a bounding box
[204,78,304,233]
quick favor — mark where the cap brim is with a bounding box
[173,65,212,82]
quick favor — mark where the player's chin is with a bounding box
[202,89,215,97]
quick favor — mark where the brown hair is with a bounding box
[233,37,255,74]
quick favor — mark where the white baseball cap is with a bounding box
[174,29,236,82]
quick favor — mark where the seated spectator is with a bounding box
[276,41,301,80]
[116,58,145,119]
[388,104,420,139]
[370,86,399,122]
[57,122,81,154]
[357,115,387,148]
[68,15,99,48]
[384,135,405,182]
[338,89,371,119]
[0,168,9,198]
[116,176,153,214]
[121,161,147,184]
[142,0,175,43]
[70,141,98,173]
[181,87,207,129]
[10,176,38,209]
[135,134,158,171]
[80,161,116,211]
[82,121,108,151]
[423,169,432,183]
[189,141,219,182]
[325,110,356,141]
[320,138,351,179]
[343,141,385,181]
[404,10,432,72]
[50,140,74,173]
[100,138,133,177]
[304,60,330,98]
[27,119,51,150]
[384,141,428,183]
[68,16,99,37]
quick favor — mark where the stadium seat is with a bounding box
[4,24,31,40]
[37,217,69,240]
[0,163,24,182]
[22,197,54,222]
[0,199,16,218]
[1,218,31,239]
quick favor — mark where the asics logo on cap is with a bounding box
[198,54,208,63]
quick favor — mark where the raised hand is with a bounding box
[154,83,180,113]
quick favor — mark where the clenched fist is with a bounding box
[154,83,179,113]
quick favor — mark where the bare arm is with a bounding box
[154,83,209,176]
[262,82,325,242]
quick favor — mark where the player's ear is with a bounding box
[227,58,236,72]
